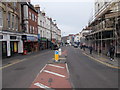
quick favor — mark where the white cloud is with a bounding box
[58,24,80,36]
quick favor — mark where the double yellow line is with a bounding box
[83,53,120,69]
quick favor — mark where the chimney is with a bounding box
[42,10,46,16]
[34,4,40,13]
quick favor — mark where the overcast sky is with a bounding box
[31,1,95,36]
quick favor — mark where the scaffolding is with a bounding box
[86,0,120,57]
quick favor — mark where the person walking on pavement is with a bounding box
[109,43,115,61]
[89,45,93,54]
[83,43,86,51]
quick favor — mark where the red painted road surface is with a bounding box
[30,64,72,89]
[62,50,67,56]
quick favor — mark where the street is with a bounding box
[2,46,119,89]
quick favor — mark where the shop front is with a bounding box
[2,41,7,58]
[40,37,47,50]
[22,35,39,53]
[1,32,23,58]
[10,41,18,56]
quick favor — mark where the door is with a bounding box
[2,41,7,58]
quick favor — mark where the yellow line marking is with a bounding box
[83,53,120,69]
[0,51,52,70]
[0,59,26,70]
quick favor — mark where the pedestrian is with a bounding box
[83,43,86,51]
[109,43,115,61]
[89,45,93,54]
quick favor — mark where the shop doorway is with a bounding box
[10,41,18,56]
[2,41,7,58]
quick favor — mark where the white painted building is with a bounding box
[74,33,80,43]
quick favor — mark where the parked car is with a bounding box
[74,44,78,48]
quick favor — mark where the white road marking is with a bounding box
[66,63,70,77]
[34,82,50,88]
[48,64,65,69]
[43,70,65,77]
[31,64,47,85]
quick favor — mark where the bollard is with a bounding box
[59,48,62,56]
[54,50,59,62]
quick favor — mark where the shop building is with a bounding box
[21,2,39,53]
[0,2,23,58]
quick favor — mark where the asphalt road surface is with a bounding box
[65,46,119,88]
[2,46,119,89]
[2,50,54,88]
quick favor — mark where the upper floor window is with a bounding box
[16,16,18,31]
[33,27,34,34]
[29,12,31,19]
[0,10,3,27]
[40,20,42,26]
[8,12,11,28]
[30,26,32,33]
[32,13,34,21]
[12,15,14,28]
[34,15,36,22]
[13,2,17,7]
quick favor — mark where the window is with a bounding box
[32,13,34,21]
[30,26,32,33]
[35,16,37,22]
[43,22,44,27]
[33,27,34,34]
[16,16,18,31]
[12,15,14,28]
[40,20,42,26]
[34,15,36,22]
[29,12,31,19]
[8,12,11,28]
[0,10,3,27]
[13,2,17,7]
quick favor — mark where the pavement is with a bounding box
[81,47,120,69]
[2,49,51,66]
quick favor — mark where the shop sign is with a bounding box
[41,38,47,41]
[22,35,27,40]
[16,36,21,40]
[10,36,16,39]
[38,34,40,39]
[38,34,40,43]
[27,36,38,41]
